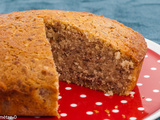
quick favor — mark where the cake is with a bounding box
[0,10,147,117]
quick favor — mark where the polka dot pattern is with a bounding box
[60,113,67,117]
[65,87,72,90]
[104,93,110,96]
[130,91,135,95]
[56,49,160,120]
[58,96,62,99]
[70,103,77,107]
[153,89,159,93]
[86,111,93,115]
[137,83,143,86]
[138,107,145,111]
[144,75,150,78]
[112,109,119,113]
[145,55,148,58]
[121,100,128,103]
[151,67,157,70]
[145,98,152,101]
[95,102,102,105]
[130,117,137,120]
[80,94,87,98]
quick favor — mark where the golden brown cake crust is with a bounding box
[0,13,59,117]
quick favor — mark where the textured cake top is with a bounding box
[38,10,147,63]
[1,10,147,62]
[0,10,147,92]
[0,12,58,94]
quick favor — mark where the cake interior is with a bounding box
[45,21,135,95]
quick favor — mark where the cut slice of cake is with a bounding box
[0,13,59,117]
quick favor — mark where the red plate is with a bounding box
[1,39,160,120]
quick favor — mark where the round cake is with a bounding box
[0,10,147,117]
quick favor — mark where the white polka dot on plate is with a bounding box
[80,94,87,98]
[145,98,152,101]
[58,96,62,99]
[157,60,160,63]
[60,113,67,117]
[137,83,143,86]
[144,75,150,78]
[65,87,72,90]
[130,117,137,120]
[151,67,157,70]
[112,109,119,113]
[121,100,127,103]
[153,89,159,93]
[70,103,77,107]
[130,91,135,94]
[145,55,148,58]
[104,93,110,96]
[138,107,145,111]
[86,111,93,115]
[104,119,110,120]
[95,102,102,105]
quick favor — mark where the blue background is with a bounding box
[0,0,160,119]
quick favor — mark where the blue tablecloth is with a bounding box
[0,0,160,119]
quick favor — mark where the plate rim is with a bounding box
[143,38,160,120]
[145,38,160,55]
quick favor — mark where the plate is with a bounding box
[1,39,160,120]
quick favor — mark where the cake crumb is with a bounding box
[66,80,71,84]
[5,56,9,60]
[114,105,118,109]
[130,94,134,97]
[24,43,29,47]
[115,51,121,59]
[44,66,49,70]
[142,96,145,99]
[105,109,110,114]
[94,110,99,113]
[108,91,113,96]
[122,114,126,118]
